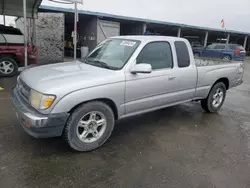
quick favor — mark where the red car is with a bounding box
[0,25,38,77]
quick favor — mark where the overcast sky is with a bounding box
[1,0,249,33]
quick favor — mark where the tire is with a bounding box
[0,57,19,77]
[194,53,200,58]
[63,101,115,152]
[201,82,227,113]
[222,55,231,61]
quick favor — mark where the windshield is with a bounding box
[83,39,140,70]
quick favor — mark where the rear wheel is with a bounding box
[0,57,18,77]
[63,101,115,152]
[222,55,231,61]
[201,82,227,113]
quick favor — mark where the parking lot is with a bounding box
[1,60,250,188]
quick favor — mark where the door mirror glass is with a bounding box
[131,63,152,74]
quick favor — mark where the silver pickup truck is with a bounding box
[12,36,244,151]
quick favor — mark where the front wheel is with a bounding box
[63,101,115,152]
[201,82,227,113]
[0,57,19,77]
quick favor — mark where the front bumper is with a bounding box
[11,87,69,138]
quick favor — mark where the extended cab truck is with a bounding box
[11,36,244,151]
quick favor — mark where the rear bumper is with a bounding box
[11,87,69,138]
[234,55,246,61]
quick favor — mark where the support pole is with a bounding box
[243,36,248,49]
[74,2,77,60]
[142,23,147,35]
[3,14,5,26]
[3,0,5,25]
[204,31,208,47]
[177,28,181,37]
[23,0,28,68]
[32,18,36,45]
[226,34,230,44]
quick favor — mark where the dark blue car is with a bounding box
[193,43,246,61]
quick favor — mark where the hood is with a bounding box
[20,61,124,94]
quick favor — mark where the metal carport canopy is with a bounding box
[0,0,42,18]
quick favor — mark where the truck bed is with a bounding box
[195,58,241,67]
[194,58,243,100]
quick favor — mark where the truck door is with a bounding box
[125,41,175,115]
[125,40,197,116]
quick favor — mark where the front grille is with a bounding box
[18,78,31,101]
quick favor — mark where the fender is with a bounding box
[51,82,125,118]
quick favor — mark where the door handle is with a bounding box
[169,76,176,80]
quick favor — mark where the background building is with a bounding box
[16,4,250,64]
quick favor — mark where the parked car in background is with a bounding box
[193,43,246,61]
[12,36,244,152]
[0,25,38,77]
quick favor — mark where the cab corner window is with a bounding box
[175,41,190,68]
[137,42,173,70]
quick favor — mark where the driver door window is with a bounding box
[137,42,173,70]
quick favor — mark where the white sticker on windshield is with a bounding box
[120,41,136,47]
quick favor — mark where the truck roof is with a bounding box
[112,35,188,43]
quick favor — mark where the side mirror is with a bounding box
[131,63,152,74]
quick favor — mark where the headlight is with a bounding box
[29,89,56,110]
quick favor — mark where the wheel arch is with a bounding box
[221,54,232,60]
[69,98,119,120]
[0,53,20,66]
[213,77,229,90]
[201,77,228,113]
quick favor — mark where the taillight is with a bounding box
[234,50,240,54]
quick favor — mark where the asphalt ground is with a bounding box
[0,61,250,188]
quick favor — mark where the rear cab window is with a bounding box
[175,41,190,68]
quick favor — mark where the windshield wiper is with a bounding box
[87,60,116,70]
